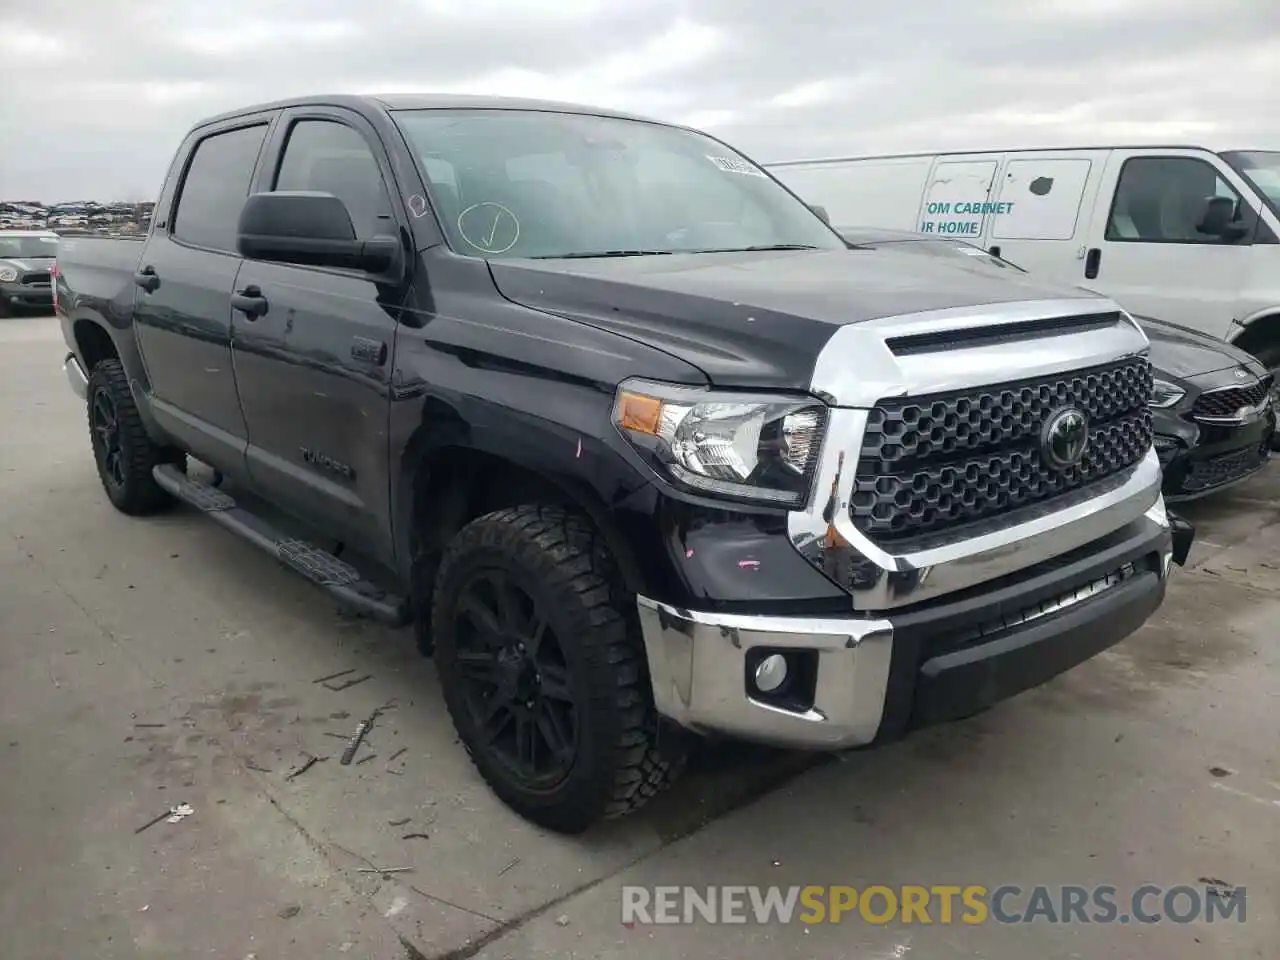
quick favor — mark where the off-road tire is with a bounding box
[432,504,685,833]
[86,359,183,515]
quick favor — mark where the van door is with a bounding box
[986,152,1107,283]
[1079,149,1261,338]
[916,158,1000,242]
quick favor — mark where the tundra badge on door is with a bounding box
[300,446,355,481]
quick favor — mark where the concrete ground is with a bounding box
[1,311,1275,959]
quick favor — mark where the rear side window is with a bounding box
[273,120,393,240]
[172,124,269,252]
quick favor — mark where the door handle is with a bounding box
[987,245,1001,258]
[230,285,268,320]
[1084,247,1101,280]
[133,266,160,293]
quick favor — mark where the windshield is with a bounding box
[391,109,845,259]
[0,235,58,259]
[1222,150,1280,216]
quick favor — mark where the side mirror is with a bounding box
[808,203,831,225]
[1196,195,1244,239]
[236,191,401,274]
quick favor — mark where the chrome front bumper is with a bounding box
[638,497,1174,750]
[63,352,88,399]
[637,599,894,749]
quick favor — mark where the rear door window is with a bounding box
[172,124,270,253]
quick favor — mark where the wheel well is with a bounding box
[74,319,119,372]
[1232,313,1280,363]
[409,446,644,596]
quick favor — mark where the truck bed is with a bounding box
[55,234,146,318]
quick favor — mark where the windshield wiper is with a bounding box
[693,243,823,253]
[531,250,675,259]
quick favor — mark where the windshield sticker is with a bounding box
[706,155,766,177]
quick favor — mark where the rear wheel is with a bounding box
[432,505,684,833]
[86,359,183,515]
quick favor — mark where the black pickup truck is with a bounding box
[56,94,1193,833]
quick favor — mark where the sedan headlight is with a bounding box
[0,265,18,282]
[612,378,828,505]
[1150,378,1186,408]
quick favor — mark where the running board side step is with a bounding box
[153,464,410,626]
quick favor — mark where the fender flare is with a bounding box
[390,398,651,596]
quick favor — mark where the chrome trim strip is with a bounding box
[811,298,1150,408]
[635,596,894,749]
[952,563,1136,646]
[63,353,88,400]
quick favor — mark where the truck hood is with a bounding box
[1136,315,1267,380]
[488,247,1104,390]
[0,257,54,271]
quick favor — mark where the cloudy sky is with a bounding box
[1,0,1276,201]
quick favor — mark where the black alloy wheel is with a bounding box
[431,505,685,833]
[91,388,126,490]
[84,358,181,515]
[451,569,578,789]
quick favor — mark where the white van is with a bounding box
[766,147,1280,378]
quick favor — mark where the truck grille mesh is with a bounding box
[851,357,1153,542]
[1191,375,1273,421]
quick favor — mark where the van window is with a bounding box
[274,120,394,240]
[992,158,1092,241]
[173,124,269,252]
[1106,157,1245,243]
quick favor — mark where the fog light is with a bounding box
[753,653,789,693]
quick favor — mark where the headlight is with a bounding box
[0,266,18,282]
[1149,378,1185,408]
[612,378,828,506]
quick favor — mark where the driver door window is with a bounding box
[1106,157,1245,243]
[273,119,394,240]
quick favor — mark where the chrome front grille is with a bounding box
[851,357,1153,542]
[1191,375,1273,422]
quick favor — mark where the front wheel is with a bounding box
[86,359,183,515]
[432,505,684,833]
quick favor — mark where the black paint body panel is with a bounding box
[52,92,1101,614]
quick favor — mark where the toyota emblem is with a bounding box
[1041,407,1089,470]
